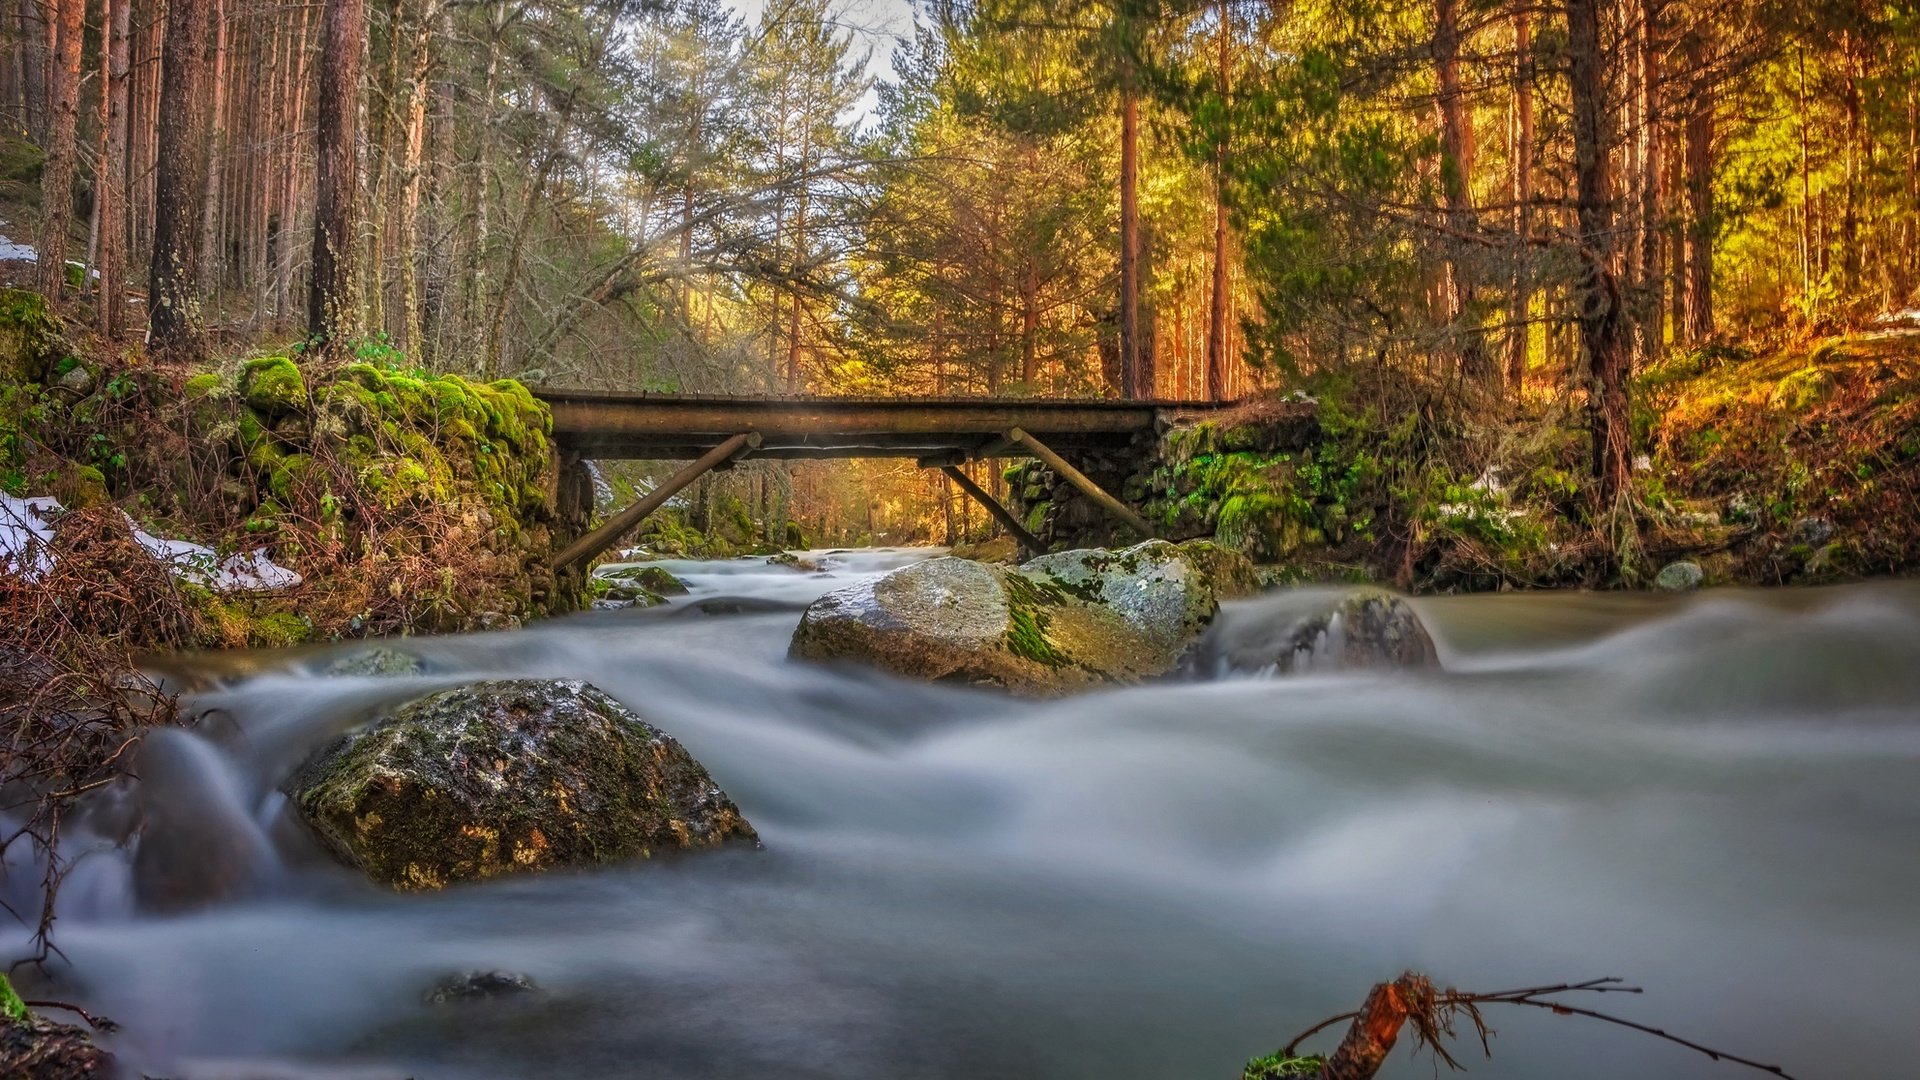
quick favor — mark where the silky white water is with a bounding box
[7,552,1917,1080]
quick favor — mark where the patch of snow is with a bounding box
[125,513,302,592]
[0,492,300,592]
[0,234,37,262]
[0,493,60,579]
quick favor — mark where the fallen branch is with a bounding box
[21,999,118,1032]
[1244,972,1801,1080]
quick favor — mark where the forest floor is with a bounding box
[1134,329,1920,593]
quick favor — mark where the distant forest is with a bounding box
[0,0,1913,512]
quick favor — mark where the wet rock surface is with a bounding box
[425,971,541,1005]
[287,679,757,890]
[0,1016,113,1079]
[1188,587,1440,676]
[1655,560,1705,592]
[789,541,1258,695]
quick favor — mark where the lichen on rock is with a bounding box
[288,679,757,890]
[789,541,1257,696]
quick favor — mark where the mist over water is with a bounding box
[8,551,1917,1080]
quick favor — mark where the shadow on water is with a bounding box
[8,553,1917,1079]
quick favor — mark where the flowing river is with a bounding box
[6,550,1918,1079]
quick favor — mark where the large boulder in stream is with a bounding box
[288,679,756,890]
[788,540,1258,696]
[1186,587,1439,676]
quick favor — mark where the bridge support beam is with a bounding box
[551,432,761,571]
[1004,427,1156,541]
[940,465,1043,560]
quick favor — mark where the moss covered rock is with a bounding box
[599,564,689,596]
[789,541,1251,696]
[288,679,757,890]
[0,289,60,386]
[240,355,306,415]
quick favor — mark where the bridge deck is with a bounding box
[537,390,1240,460]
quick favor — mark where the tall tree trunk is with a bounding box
[1796,47,1812,321]
[1506,4,1534,391]
[1840,33,1861,298]
[1682,30,1714,343]
[309,0,366,345]
[96,0,130,337]
[463,1,505,358]
[1567,0,1632,506]
[785,97,813,394]
[148,0,214,355]
[1119,82,1141,398]
[1433,0,1491,385]
[1636,0,1663,361]
[17,0,44,143]
[399,0,440,357]
[1020,251,1039,387]
[34,0,79,298]
[197,0,229,300]
[1205,0,1231,401]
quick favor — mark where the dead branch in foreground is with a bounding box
[1243,972,1801,1080]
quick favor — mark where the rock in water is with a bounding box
[425,971,540,1004]
[289,679,756,890]
[598,564,690,596]
[1654,560,1705,592]
[789,541,1258,696]
[1190,587,1439,676]
[0,1016,113,1079]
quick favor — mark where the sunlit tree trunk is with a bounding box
[1119,80,1141,398]
[1506,4,1534,392]
[1567,0,1632,506]
[1205,0,1231,401]
[1682,30,1714,344]
[1636,0,1663,363]
[1433,0,1491,386]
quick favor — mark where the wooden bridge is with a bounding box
[536,390,1247,570]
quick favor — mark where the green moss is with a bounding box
[1001,573,1072,668]
[0,971,26,1024]
[244,499,284,535]
[241,355,306,414]
[269,453,315,503]
[1241,1051,1326,1079]
[183,372,225,399]
[250,610,313,648]
[0,288,60,382]
[59,462,110,508]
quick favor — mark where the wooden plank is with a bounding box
[1005,427,1156,540]
[540,394,1187,444]
[940,465,1043,558]
[550,432,760,571]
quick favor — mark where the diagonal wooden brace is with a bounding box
[1004,426,1156,540]
[550,432,761,571]
[940,465,1043,559]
